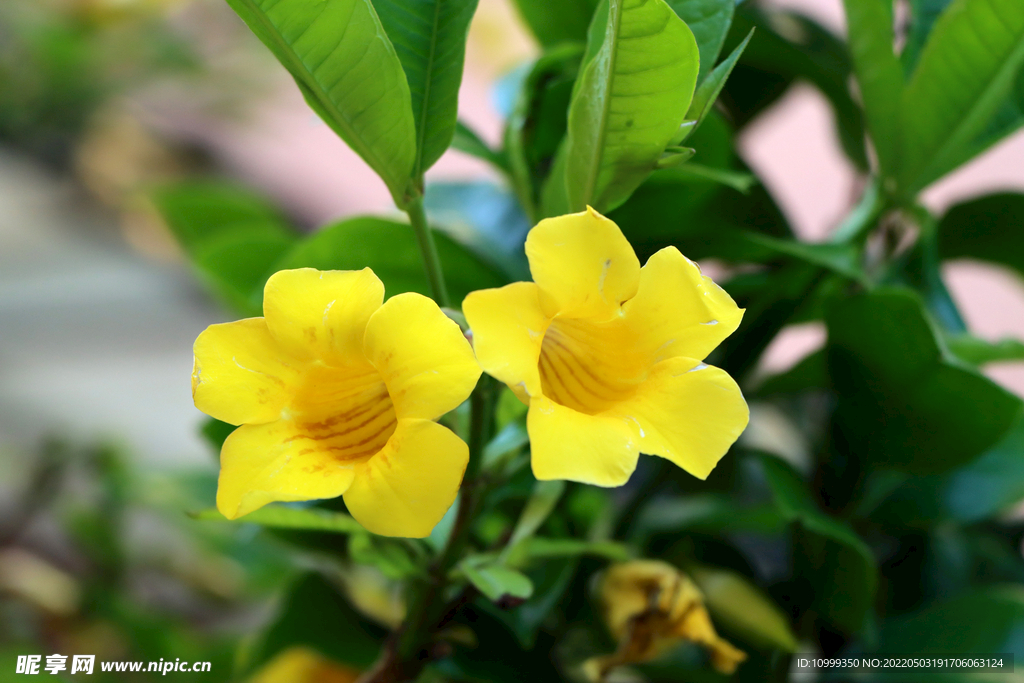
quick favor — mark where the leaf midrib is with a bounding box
[235,0,406,195]
[579,0,624,208]
[413,0,444,178]
[904,3,1024,192]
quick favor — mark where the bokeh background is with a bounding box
[0,0,1022,676]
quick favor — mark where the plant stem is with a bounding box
[405,192,451,308]
[831,177,886,244]
[390,377,496,677]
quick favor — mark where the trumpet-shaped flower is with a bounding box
[192,268,481,537]
[584,560,746,680]
[463,208,748,486]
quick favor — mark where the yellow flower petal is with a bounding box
[344,418,468,538]
[621,247,743,362]
[617,357,749,479]
[263,268,384,364]
[363,293,480,420]
[217,420,358,519]
[527,396,639,486]
[192,318,302,426]
[462,282,549,403]
[525,207,640,320]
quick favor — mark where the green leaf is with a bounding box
[511,537,629,563]
[944,333,1024,366]
[690,565,798,652]
[509,0,598,47]
[460,560,534,601]
[152,181,287,254]
[191,224,296,316]
[191,505,365,534]
[225,0,417,204]
[841,0,904,179]
[505,44,585,220]
[760,454,877,634]
[564,0,700,212]
[722,7,869,170]
[871,586,1024,681]
[268,216,506,306]
[754,348,827,397]
[199,418,235,452]
[744,234,864,281]
[250,572,386,671]
[901,0,952,74]
[502,480,565,557]
[898,0,1024,193]
[373,0,479,175]
[348,533,424,579]
[632,494,786,540]
[655,146,696,169]
[827,289,1023,475]
[874,415,1024,525]
[902,2,1024,176]
[938,192,1024,278]
[666,0,735,84]
[451,120,508,172]
[684,28,753,135]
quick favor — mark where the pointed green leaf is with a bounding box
[666,0,734,84]
[461,560,534,601]
[564,0,700,213]
[512,538,629,563]
[875,416,1024,525]
[268,216,506,305]
[191,224,296,316]
[667,163,755,192]
[744,234,864,280]
[841,0,904,180]
[509,0,599,47]
[726,7,869,170]
[684,28,753,135]
[690,565,798,652]
[761,454,877,634]
[152,181,287,254]
[875,587,1024,671]
[901,0,952,74]
[451,120,508,172]
[506,44,586,220]
[944,333,1024,367]
[502,481,565,560]
[225,0,417,204]
[938,192,1024,279]
[191,505,364,533]
[655,146,695,169]
[899,0,1024,193]
[373,0,479,175]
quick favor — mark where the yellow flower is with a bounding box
[463,208,748,486]
[248,647,360,683]
[192,268,481,537]
[584,560,746,680]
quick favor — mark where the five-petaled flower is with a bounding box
[463,207,749,486]
[192,268,481,537]
[584,560,746,680]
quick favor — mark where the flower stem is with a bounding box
[388,377,496,678]
[405,192,451,308]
